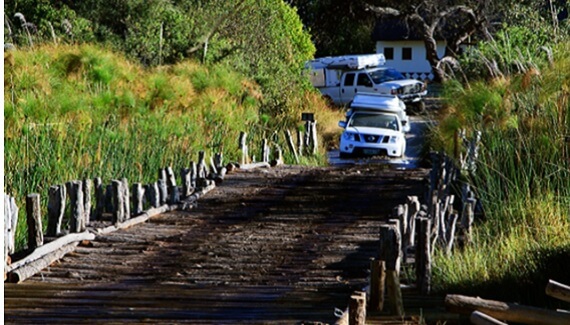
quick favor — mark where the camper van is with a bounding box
[306,54,427,112]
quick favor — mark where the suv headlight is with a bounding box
[389,135,400,143]
[343,132,358,141]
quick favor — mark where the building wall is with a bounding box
[375,40,447,80]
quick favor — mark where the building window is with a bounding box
[402,47,412,60]
[384,47,394,60]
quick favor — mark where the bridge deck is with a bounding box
[5,165,439,324]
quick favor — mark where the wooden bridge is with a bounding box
[4,164,445,324]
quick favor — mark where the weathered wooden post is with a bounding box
[379,223,404,316]
[158,169,168,205]
[239,131,248,165]
[214,152,223,170]
[462,198,476,244]
[112,180,125,225]
[132,183,145,215]
[5,195,19,255]
[121,178,131,219]
[93,177,105,220]
[285,129,300,164]
[67,181,85,233]
[297,129,304,157]
[180,167,192,197]
[311,120,319,155]
[406,196,420,247]
[197,151,207,187]
[416,217,432,295]
[209,156,218,177]
[146,182,160,208]
[369,259,386,312]
[348,291,366,325]
[169,184,180,204]
[166,167,176,188]
[445,213,459,255]
[261,138,269,163]
[214,166,228,185]
[83,178,92,226]
[105,184,114,213]
[270,145,284,167]
[393,205,407,256]
[26,193,43,250]
[190,161,198,190]
[47,185,66,237]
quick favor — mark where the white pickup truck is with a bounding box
[306,54,427,113]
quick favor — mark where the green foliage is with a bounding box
[5,44,335,251]
[431,42,570,304]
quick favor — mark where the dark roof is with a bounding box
[372,17,445,41]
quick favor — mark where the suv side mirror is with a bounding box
[338,121,347,128]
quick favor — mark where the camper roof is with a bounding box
[307,54,386,70]
[350,93,402,112]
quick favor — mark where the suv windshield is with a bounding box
[369,68,405,84]
[348,113,399,131]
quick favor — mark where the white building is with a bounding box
[372,18,446,81]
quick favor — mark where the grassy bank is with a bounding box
[430,42,570,306]
[4,44,343,251]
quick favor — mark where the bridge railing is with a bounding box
[5,125,319,283]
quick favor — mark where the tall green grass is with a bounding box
[5,44,343,251]
[431,42,570,305]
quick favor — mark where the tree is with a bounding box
[364,0,493,82]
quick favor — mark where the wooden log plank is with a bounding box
[47,185,66,236]
[26,193,43,250]
[7,242,80,283]
[239,162,271,170]
[6,231,95,272]
[470,311,507,325]
[445,294,570,325]
[546,279,570,303]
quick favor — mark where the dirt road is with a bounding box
[5,163,428,324]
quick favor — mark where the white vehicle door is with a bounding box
[356,72,375,95]
[340,72,356,104]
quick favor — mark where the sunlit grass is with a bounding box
[4,44,338,251]
[430,42,570,305]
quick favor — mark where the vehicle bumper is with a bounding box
[339,138,403,158]
[398,90,427,103]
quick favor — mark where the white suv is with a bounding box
[338,111,406,158]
